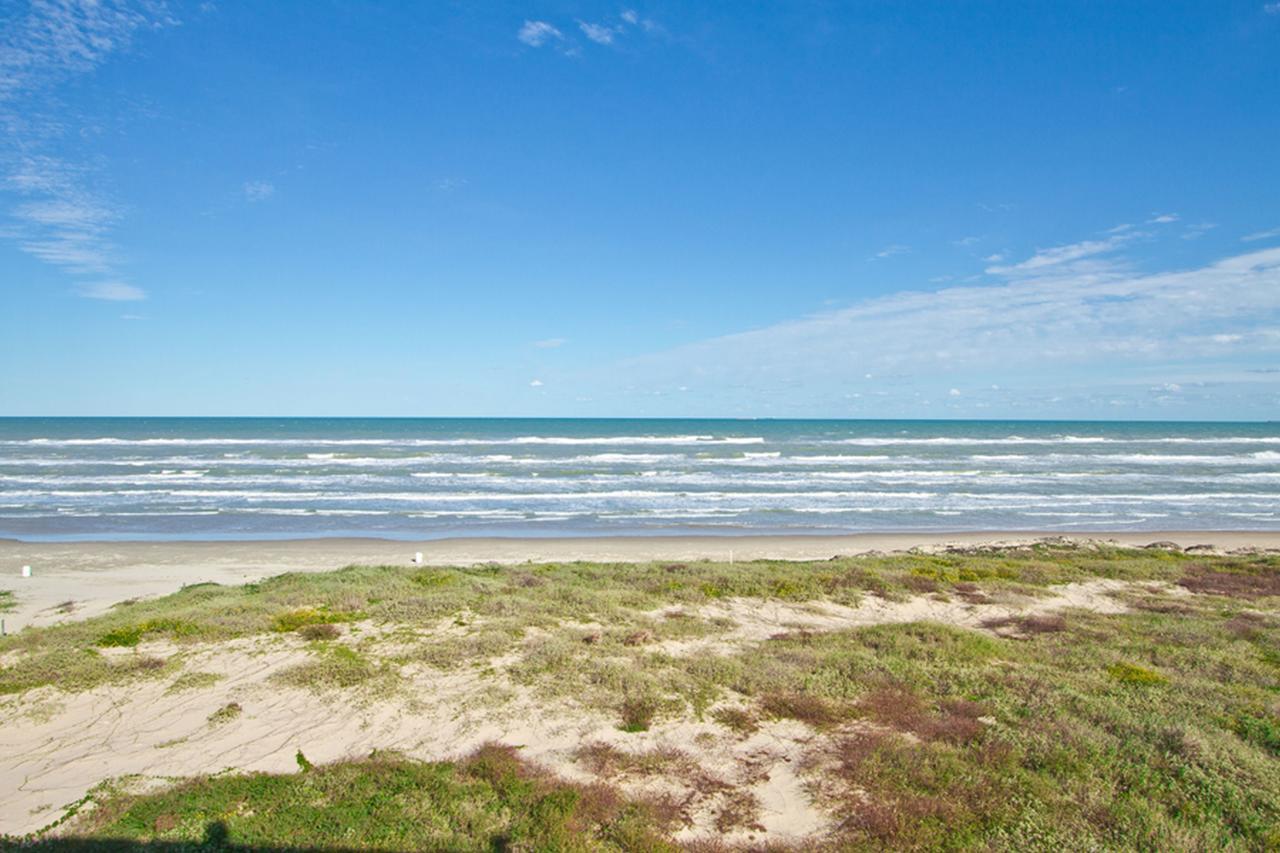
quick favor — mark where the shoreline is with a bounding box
[2,530,1278,633]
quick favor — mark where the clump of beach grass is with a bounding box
[618,694,662,733]
[297,622,340,641]
[0,648,175,696]
[1177,562,1280,598]
[1107,661,1168,685]
[273,644,396,694]
[980,612,1069,636]
[97,618,199,648]
[165,671,223,694]
[712,706,759,736]
[206,702,241,726]
[269,606,357,634]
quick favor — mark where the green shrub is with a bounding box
[269,608,352,633]
[410,570,455,587]
[298,623,341,641]
[96,624,146,648]
[96,618,199,648]
[1107,662,1167,685]
[1234,712,1280,755]
[620,694,661,732]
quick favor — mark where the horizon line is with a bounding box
[0,415,1275,425]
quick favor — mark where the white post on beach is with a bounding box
[729,550,734,566]
[413,552,423,565]
[21,565,31,578]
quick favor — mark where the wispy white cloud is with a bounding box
[5,154,122,275]
[610,240,1280,414]
[985,232,1135,276]
[517,20,562,47]
[618,9,663,35]
[578,21,618,45]
[534,338,566,349]
[0,0,172,102]
[77,281,145,301]
[1,0,173,300]
[520,11,663,54]
[1147,212,1179,224]
[1181,221,1216,240]
[529,378,544,387]
[434,176,467,192]
[1265,2,1280,14]
[242,180,275,202]
[1243,226,1280,242]
[872,243,910,260]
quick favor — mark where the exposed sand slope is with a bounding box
[1,578,1148,843]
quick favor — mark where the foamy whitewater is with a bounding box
[1,418,1277,540]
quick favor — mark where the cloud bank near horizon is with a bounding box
[588,238,1280,418]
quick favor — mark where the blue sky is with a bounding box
[1,1,1279,419]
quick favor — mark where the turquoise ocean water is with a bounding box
[0,418,1277,540]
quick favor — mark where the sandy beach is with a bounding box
[2,531,1277,633]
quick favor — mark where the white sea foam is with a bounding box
[0,434,768,448]
[816,435,1280,447]
[3,424,1278,536]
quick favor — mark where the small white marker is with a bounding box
[729,550,734,566]
[21,565,31,578]
[413,552,423,565]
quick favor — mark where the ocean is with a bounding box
[0,418,1277,541]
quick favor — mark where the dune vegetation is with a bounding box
[2,542,1278,849]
